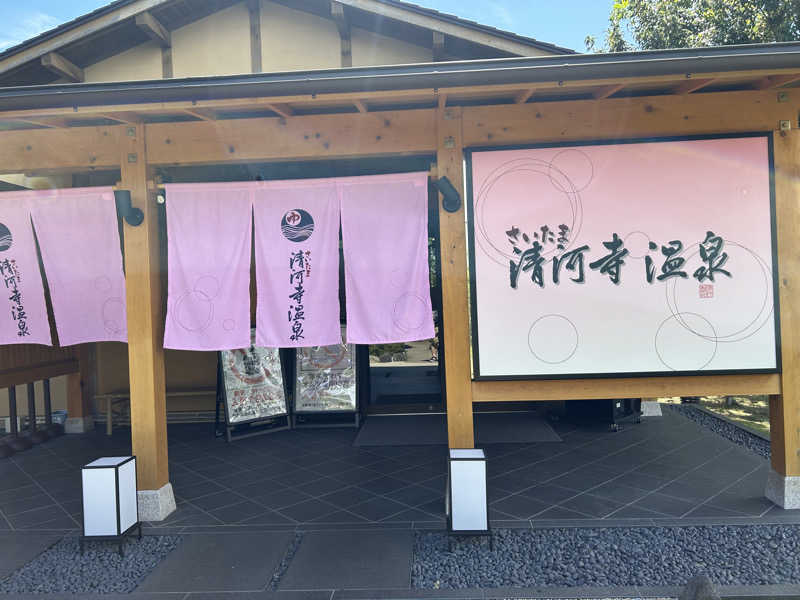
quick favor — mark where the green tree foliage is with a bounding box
[600,0,800,51]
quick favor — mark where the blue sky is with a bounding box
[0,1,614,54]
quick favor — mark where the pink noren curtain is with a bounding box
[164,183,253,350]
[339,172,434,344]
[254,182,341,348]
[30,187,126,346]
[0,195,50,345]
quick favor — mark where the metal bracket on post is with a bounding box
[114,189,144,226]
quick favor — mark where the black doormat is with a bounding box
[353,412,561,446]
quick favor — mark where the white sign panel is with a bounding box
[467,135,778,379]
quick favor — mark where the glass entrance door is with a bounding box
[363,183,444,414]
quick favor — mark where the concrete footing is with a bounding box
[765,468,800,509]
[137,483,176,522]
[64,416,94,434]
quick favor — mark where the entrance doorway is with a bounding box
[361,182,445,416]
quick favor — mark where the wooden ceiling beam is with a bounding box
[99,112,143,124]
[40,52,83,83]
[592,83,624,99]
[266,103,294,119]
[0,0,173,76]
[0,69,797,125]
[135,11,170,48]
[672,77,716,94]
[753,73,800,90]
[331,1,352,68]
[182,108,218,121]
[6,117,71,129]
[514,88,535,104]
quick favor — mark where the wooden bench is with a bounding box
[94,388,217,435]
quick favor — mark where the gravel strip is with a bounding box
[665,404,770,459]
[268,531,303,590]
[413,526,800,589]
[0,535,181,594]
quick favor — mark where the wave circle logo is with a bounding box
[0,223,11,252]
[281,209,314,242]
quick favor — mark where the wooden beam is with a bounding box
[40,52,83,83]
[438,93,447,110]
[161,45,173,78]
[0,360,78,389]
[135,11,170,48]
[754,73,800,90]
[145,109,436,165]
[514,88,535,104]
[672,77,716,94]
[0,0,172,76]
[331,1,352,68]
[12,117,71,129]
[66,345,91,419]
[100,112,143,125]
[432,31,445,62]
[353,100,368,113]
[120,124,170,496]
[473,374,780,403]
[335,0,547,56]
[771,129,800,479]
[592,83,624,99]
[182,108,218,121]
[247,0,262,73]
[463,91,794,147]
[1,74,796,124]
[437,106,474,449]
[0,126,120,174]
[266,103,294,119]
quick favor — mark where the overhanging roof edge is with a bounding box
[0,42,798,112]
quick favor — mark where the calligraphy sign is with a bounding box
[295,327,357,413]
[467,134,779,379]
[220,330,288,423]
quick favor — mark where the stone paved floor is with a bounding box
[0,409,795,532]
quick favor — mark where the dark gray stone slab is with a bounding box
[0,532,63,578]
[279,530,413,590]
[137,532,292,593]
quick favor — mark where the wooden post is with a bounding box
[767,128,800,507]
[120,124,174,520]
[437,106,475,448]
[65,345,93,433]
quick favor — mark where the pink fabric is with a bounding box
[254,182,342,348]
[0,195,51,345]
[164,183,253,350]
[29,187,126,346]
[339,172,434,344]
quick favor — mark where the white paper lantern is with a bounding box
[81,456,140,554]
[446,448,489,534]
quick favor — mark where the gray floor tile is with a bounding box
[138,532,292,592]
[631,492,697,517]
[559,493,625,518]
[279,530,412,590]
[0,531,63,578]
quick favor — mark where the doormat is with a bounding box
[353,412,561,446]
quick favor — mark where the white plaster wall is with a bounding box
[84,41,162,82]
[171,2,251,77]
[260,0,340,71]
[351,26,432,66]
